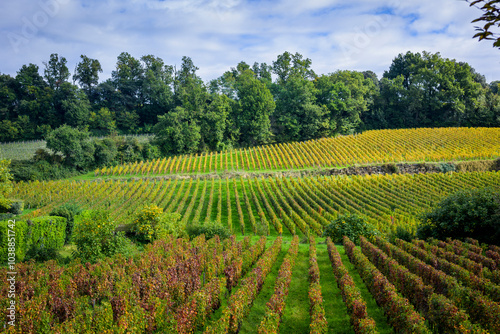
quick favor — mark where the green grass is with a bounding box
[316,243,355,334]
[239,242,289,333]
[279,242,311,333]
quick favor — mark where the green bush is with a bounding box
[388,226,416,243]
[9,200,24,215]
[382,163,399,174]
[49,202,82,243]
[186,221,231,240]
[437,162,456,173]
[72,210,127,263]
[417,187,500,245]
[322,214,379,245]
[132,205,186,242]
[0,216,67,263]
[0,198,12,213]
[0,219,28,263]
[25,216,67,261]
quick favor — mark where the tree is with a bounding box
[43,53,70,90]
[90,107,116,134]
[73,55,102,98]
[153,106,201,155]
[111,52,144,111]
[273,73,328,142]
[140,55,174,124]
[468,0,500,47]
[45,125,95,169]
[233,68,275,146]
[417,187,500,245]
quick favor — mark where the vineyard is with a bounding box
[93,127,500,177]
[1,232,499,333]
[13,171,500,235]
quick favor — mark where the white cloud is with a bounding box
[0,0,498,83]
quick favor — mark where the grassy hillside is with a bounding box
[14,171,500,235]
[94,127,500,177]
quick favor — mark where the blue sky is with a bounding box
[0,0,498,83]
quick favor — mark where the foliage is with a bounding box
[24,217,66,262]
[468,0,500,47]
[0,159,13,213]
[45,125,95,169]
[186,221,231,240]
[323,214,379,245]
[49,202,83,244]
[417,187,500,245]
[132,204,185,242]
[72,210,127,263]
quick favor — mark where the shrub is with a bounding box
[417,187,500,245]
[0,219,28,263]
[72,210,126,263]
[322,214,379,245]
[49,202,82,244]
[0,198,12,213]
[9,200,24,215]
[382,163,399,174]
[24,216,67,261]
[388,226,416,243]
[187,221,231,240]
[437,162,456,173]
[132,204,185,242]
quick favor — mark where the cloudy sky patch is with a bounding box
[0,0,498,83]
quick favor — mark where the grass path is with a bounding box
[279,242,311,333]
[316,243,354,334]
[239,242,290,333]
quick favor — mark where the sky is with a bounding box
[0,0,498,83]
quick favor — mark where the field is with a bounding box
[0,134,152,161]
[2,233,500,333]
[2,127,500,333]
[94,127,500,177]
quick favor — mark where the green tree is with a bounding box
[90,107,117,134]
[233,68,275,146]
[417,187,500,245]
[45,125,95,169]
[153,106,201,155]
[199,94,232,151]
[43,53,70,90]
[112,52,144,112]
[59,83,91,128]
[140,55,174,125]
[73,55,102,101]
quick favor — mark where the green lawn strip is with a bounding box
[315,243,355,334]
[279,242,311,333]
[239,241,290,333]
[336,244,394,334]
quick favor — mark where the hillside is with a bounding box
[93,127,500,178]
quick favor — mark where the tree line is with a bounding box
[1,50,499,156]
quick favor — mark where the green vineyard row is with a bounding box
[94,127,500,177]
[14,170,500,235]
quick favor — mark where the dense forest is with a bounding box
[1,50,499,157]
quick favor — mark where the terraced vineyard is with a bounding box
[94,127,500,176]
[2,233,499,333]
[13,171,500,235]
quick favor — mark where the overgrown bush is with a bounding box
[322,214,379,245]
[49,202,82,243]
[388,226,416,243]
[24,216,67,261]
[72,210,129,263]
[417,187,500,245]
[437,162,456,173]
[382,163,399,174]
[9,200,24,215]
[132,204,186,242]
[187,221,231,240]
